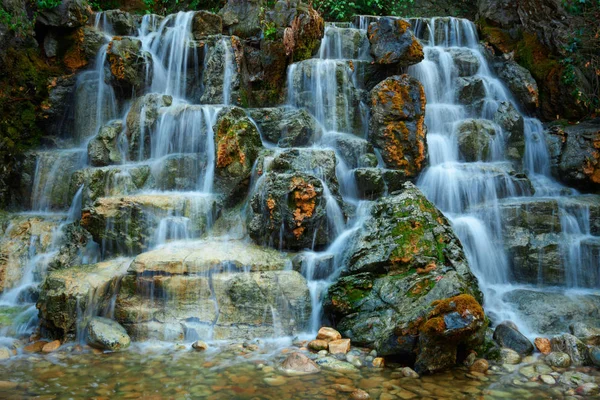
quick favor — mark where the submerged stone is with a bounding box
[87,317,131,351]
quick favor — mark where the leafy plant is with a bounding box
[36,0,62,9]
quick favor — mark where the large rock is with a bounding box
[324,183,485,373]
[369,75,427,177]
[546,119,600,193]
[192,11,222,39]
[240,40,288,106]
[102,9,137,36]
[367,17,423,66]
[248,172,335,250]
[36,0,91,28]
[80,194,217,256]
[106,37,153,96]
[213,107,262,205]
[447,48,480,77]
[455,76,486,107]
[503,289,600,334]
[570,322,600,346]
[493,322,534,355]
[88,120,123,167]
[455,119,499,162]
[114,240,310,340]
[494,101,525,164]
[200,36,242,105]
[495,60,539,114]
[37,258,131,340]
[87,317,131,351]
[219,0,263,38]
[280,352,320,375]
[125,93,173,160]
[248,107,322,147]
[550,333,591,366]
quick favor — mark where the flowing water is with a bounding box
[0,11,599,396]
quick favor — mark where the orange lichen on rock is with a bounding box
[63,29,87,70]
[421,317,446,335]
[583,137,600,184]
[290,177,317,239]
[215,120,247,169]
[417,263,437,274]
[429,294,484,321]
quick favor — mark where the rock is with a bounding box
[350,389,370,400]
[519,362,552,379]
[550,333,591,366]
[239,40,288,106]
[494,101,524,164]
[248,172,335,250]
[192,11,222,39]
[328,339,351,355]
[455,119,499,162]
[281,2,325,62]
[315,357,359,372]
[470,358,489,374]
[369,75,427,177]
[367,18,423,66]
[81,194,216,256]
[589,346,600,367]
[37,0,90,28]
[559,370,594,386]
[280,352,320,375]
[354,168,385,199]
[88,120,123,167]
[576,383,599,396]
[545,351,571,368]
[455,76,486,107]
[308,340,329,352]
[534,337,552,354]
[498,348,522,364]
[548,119,600,192]
[24,341,49,353]
[540,374,556,385]
[106,37,152,96]
[447,48,480,77]
[400,367,420,378]
[213,107,262,205]
[264,375,287,386]
[0,346,10,360]
[87,317,131,351]
[125,93,172,160]
[493,322,533,355]
[102,9,137,36]
[504,289,600,334]
[372,357,385,368]
[569,322,600,345]
[325,183,483,373]
[495,60,539,113]
[248,108,322,147]
[317,327,342,342]
[219,0,263,38]
[321,133,376,170]
[192,340,208,351]
[200,36,241,104]
[41,340,61,353]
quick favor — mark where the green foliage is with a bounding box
[311,0,414,21]
[88,0,121,11]
[0,6,33,36]
[36,0,62,9]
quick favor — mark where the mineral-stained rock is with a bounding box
[369,75,427,177]
[455,119,499,162]
[324,182,484,373]
[192,11,222,39]
[212,107,262,205]
[102,9,137,36]
[106,37,153,96]
[367,17,423,66]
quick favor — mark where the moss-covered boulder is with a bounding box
[369,75,427,178]
[455,119,498,162]
[248,107,322,147]
[213,107,262,205]
[324,182,485,373]
[37,258,131,341]
[367,17,423,66]
[106,37,153,97]
[102,9,137,36]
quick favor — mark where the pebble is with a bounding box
[263,375,286,386]
[539,374,556,385]
[372,357,385,368]
[534,337,552,354]
[400,367,419,378]
[328,339,351,355]
[0,346,10,360]
[192,341,208,351]
[331,383,355,393]
[499,348,521,364]
[42,340,61,353]
[575,383,599,396]
[545,351,571,368]
[469,359,489,374]
[350,389,370,399]
[23,341,48,353]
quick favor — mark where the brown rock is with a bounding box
[331,383,355,393]
[0,381,18,390]
[469,358,489,374]
[316,327,342,342]
[192,340,208,351]
[41,340,61,353]
[308,339,329,352]
[534,337,552,354]
[328,338,351,354]
[372,357,385,368]
[23,341,49,353]
[350,389,371,399]
[280,352,320,375]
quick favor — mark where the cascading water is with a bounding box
[408,17,600,336]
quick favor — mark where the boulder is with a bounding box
[570,322,600,345]
[192,340,208,351]
[102,9,137,36]
[248,172,334,250]
[320,133,376,169]
[545,351,571,368]
[125,93,173,160]
[192,11,222,39]
[114,240,310,340]
[280,352,320,375]
[87,317,131,351]
[550,333,591,366]
[37,258,131,340]
[367,18,423,66]
[495,60,539,113]
[88,120,123,167]
[106,37,153,96]
[494,101,525,164]
[317,327,342,342]
[248,108,322,147]
[369,75,427,177]
[219,0,263,38]
[547,119,600,193]
[328,339,351,354]
[455,119,499,162]
[534,337,552,354]
[240,40,288,106]
[447,48,480,77]
[213,107,263,204]
[455,76,486,106]
[200,36,241,105]
[499,348,522,364]
[493,322,534,355]
[37,0,91,28]
[324,183,484,373]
